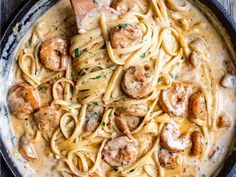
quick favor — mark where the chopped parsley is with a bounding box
[54,49,61,55]
[93,0,99,4]
[128,169,135,173]
[113,168,118,172]
[24,39,32,48]
[95,72,106,79]
[70,86,74,93]
[92,101,98,106]
[102,122,106,127]
[158,77,163,82]
[118,23,128,30]
[170,73,174,79]
[95,75,102,79]
[38,85,47,93]
[140,53,146,59]
[90,112,98,118]
[74,48,82,58]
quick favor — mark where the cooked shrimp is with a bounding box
[116,103,148,117]
[115,114,141,137]
[160,84,192,117]
[85,104,104,132]
[190,131,203,156]
[158,149,182,169]
[188,91,207,122]
[7,82,40,119]
[39,37,70,71]
[89,172,100,177]
[160,123,190,152]
[110,24,143,49]
[220,73,236,89]
[121,65,154,99]
[111,0,138,13]
[34,105,62,131]
[102,136,138,166]
[217,112,232,129]
[178,66,200,83]
[19,135,38,161]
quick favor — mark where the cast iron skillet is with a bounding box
[0,0,235,176]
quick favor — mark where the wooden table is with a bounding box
[0,0,235,177]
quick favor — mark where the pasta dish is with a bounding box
[7,0,236,176]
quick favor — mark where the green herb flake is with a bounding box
[70,87,74,93]
[95,72,106,79]
[118,23,128,30]
[74,48,82,58]
[175,74,179,80]
[54,49,61,55]
[128,169,135,173]
[158,77,163,82]
[102,122,106,127]
[38,85,47,93]
[140,53,146,59]
[91,112,98,118]
[93,0,99,4]
[95,75,102,79]
[170,74,174,79]
[24,39,32,48]
[202,175,206,177]
[92,101,98,106]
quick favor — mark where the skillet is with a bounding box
[0,0,235,176]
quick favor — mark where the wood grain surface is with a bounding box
[0,0,235,177]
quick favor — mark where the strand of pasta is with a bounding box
[52,78,75,100]
[132,98,159,134]
[201,126,210,160]
[211,79,219,131]
[65,57,73,101]
[18,52,40,85]
[107,89,159,108]
[202,64,213,128]
[60,113,78,139]
[100,14,125,65]
[150,0,166,25]
[65,139,107,177]
[58,104,87,149]
[103,66,123,104]
[153,144,165,177]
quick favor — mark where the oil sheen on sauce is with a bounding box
[10,0,236,177]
